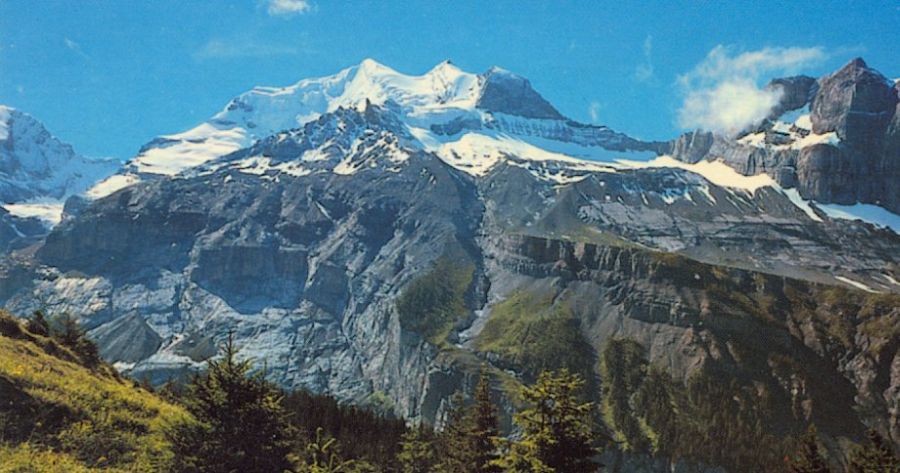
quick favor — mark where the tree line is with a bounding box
[163,332,900,473]
[165,333,604,473]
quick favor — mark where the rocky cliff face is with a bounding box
[669,58,900,213]
[478,233,899,469]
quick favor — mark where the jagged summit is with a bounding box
[92,59,656,194]
[0,105,118,206]
[845,56,869,70]
[669,57,900,221]
[477,66,563,119]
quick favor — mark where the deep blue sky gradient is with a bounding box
[1,0,897,158]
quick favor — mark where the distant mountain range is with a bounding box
[1,57,898,472]
[0,106,119,251]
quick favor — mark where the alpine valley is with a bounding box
[2,57,899,472]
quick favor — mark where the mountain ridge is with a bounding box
[0,57,898,472]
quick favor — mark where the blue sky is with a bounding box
[0,0,897,159]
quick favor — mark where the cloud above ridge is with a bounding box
[677,45,827,134]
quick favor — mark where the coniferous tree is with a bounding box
[51,313,101,368]
[397,425,437,473]
[848,429,900,473]
[436,374,502,473]
[436,392,475,473]
[297,427,377,473]
[494,369,599,473]
[470,374,502,473]
[166,332,294,473]
[786,425,832,473]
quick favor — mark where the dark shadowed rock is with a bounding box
[811,57,897,142]
[766,75,817,119]
[669,58,900,213]
[476,67,564,120]
[667,131,716,164]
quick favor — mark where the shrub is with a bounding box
[50,314,101,369]
[0,311,23,339]
[26,310,51,337]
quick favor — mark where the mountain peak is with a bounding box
[356,58,395,75]
[845,57,868,70]
[476,66,563,120]
[0,105,119,206]
[427,59,463,76]
[123,59,655,181]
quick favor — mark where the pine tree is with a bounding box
[51,313,101,368]
[786,425,832,473]
[166,332,294,473]
[436,392,475,473]
[397,425,437,473]
[848,429,900,473]
[494,369,599,473]
[436,374,501,473]
[470,374,502,473]
[297,427,377,473]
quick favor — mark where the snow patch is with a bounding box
[430,131,620,179]
[2,200,65,226]
[834,275,878,293]
[618,156,776,193]
[780,188,823,222]
[86,173,141,199]
[738,129,839,150]
[131,124,248,176]
[817,202,900,233]
[794,114,812,130]
[793,131,840,149]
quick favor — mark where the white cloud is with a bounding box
[634,35,654,82]
[589,101,602,123]
[267,0,312,17]
[194,38,302,59]
[63,37,89,60]
[677,45,827,134]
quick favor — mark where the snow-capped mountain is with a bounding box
[90,59,659,196]
[1,58,899,469]
[0,106,119,223]
[91,58,900,236]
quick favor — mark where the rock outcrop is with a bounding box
[669,58,900,213]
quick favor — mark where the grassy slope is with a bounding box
[474,289,595,386]
[0,313,189,472]
[396,257,475,346]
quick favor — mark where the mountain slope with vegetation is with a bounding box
[0,311,187,472]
